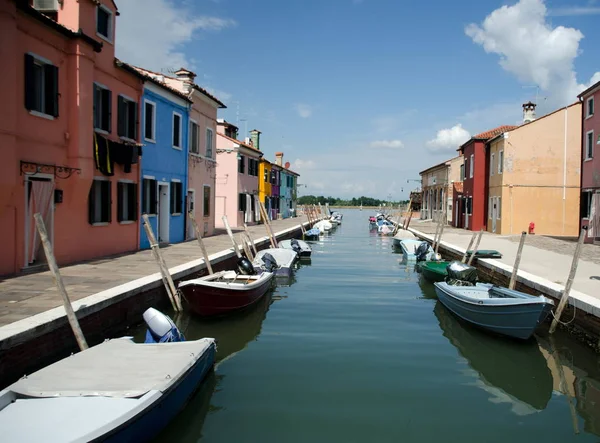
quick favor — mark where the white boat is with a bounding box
[314,220,332,231]
[279,238,312,258]
[392,229,416,247]
[399,239,437,261]
[252,248,298,277]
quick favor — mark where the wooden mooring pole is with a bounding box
[188,211,213,275]
[34,213,88,351]
[142,214,182,312]
[461,232,477,263]
[222,215,243,258]
[258,199,278,248]
[508,231,527,290]
[243,223,258,255]
[467,229,484,266]
[549,226,587,334]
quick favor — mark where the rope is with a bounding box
[550,301,577,326]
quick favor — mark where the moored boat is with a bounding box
[279,238,312,258]
[391,229,416,247]
[252,248,298,277]
[304,227,320,239]
[399,239,437,261]
[420,260,450,282]
[314,220,332,232]
[179,270,274,317]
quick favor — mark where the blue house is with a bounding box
[136,71,192,248]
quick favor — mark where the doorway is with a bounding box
[491,197,498,233]
[186,190,195,239]
[24,176,55,268]
[158,183,170,243]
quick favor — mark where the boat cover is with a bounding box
[9,337,215,398]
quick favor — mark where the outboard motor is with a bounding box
[415,241,431,262]
[143,307,185,343]
[446,261,478,286]
[237,256,256,275]
[261,252,279,272]
[290,238,302,253]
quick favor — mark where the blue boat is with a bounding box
[0,310,215,442]
[433,281,554,340]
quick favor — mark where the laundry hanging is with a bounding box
[93,132,114,176]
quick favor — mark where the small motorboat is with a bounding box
[419,260,450,283]
[304,227,320,239]
[314,220,332,232]
[0,308,215,442]
[252,248,298,277]
[399,239,437,261]
[279,238,312,258]
[433,262,554,340]
[391,229,416,247]
[179,269,274,317]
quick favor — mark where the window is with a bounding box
[144,100,156,142]
[172,112,182,149]
[117,182,137,222]
[238,154,245,174]
[498,150,504,174]
[239,193,247,212]
[490,153,495,176]
[469,154,474,178]
[93,83,112,132]
[248,158,258,176]
[581,191,593,219]
[96,5,112,42]
[117,95,137,140]
[24,54,58,118]
[586,131,594,160]
[142,178,157,214]
[189,121,199,154]
[460,164,465,181]
[264,168,270,183]
[497,197,501,218]
[488,196,492,219]
[587,96,595,118]
[170,181,183,214]
[203,185,211,217]
[88,179,111,224]
[467,197,472,215]
[206,128,214,158]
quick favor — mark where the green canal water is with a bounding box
[145,209,600,442]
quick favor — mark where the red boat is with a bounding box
[178,270,274,317]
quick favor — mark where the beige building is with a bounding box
[420,155,463,223]
[486,102,581,236]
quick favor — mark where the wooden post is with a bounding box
[243,223,258,254]
[34,213,88,351]
[550,226,587,334]
[258,199,278,248]
[243,233,256,260]
[547,336,580,434]
[467,229,484,266]
[509,231,527,290]
[432,217,442,250]
[188,211,213,275]
[435,215,447,256]
[461,232,477,263]
[404,211,414,229]
[240,234,253,261]
[222,215,242,258]
[403,199,413,229]
[142,214,182,312]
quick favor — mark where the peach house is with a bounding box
[215,120,263,228]
[0,0,143,276]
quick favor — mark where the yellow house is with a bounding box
[487,102,581,236]
[259,158,272,217]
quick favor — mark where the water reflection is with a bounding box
[434,301,553,413]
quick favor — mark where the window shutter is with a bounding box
[130,183,138,221]
[131,102,138,141]
[117,96,125,137]
[88,181,96,224]
[45,64,59,117]
[150,180,157,214]
[24,54,35,111]
[104,180,112,223]
[106,89,112,133]
[170,185,175,214]
[117,182,124,222]
[93,84,98,128]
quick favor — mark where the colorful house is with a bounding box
[578,80,600,244]
[257,131,274,220]
[277,152,300,218]
[455,125,518,230]
[420,155,462,224]
[0,0,143,276]
[486,102,581,236]
[131,67,192,248]
[271,163,281,220]
[215,120,262,228]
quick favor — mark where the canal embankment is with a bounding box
[0,216,316,388]
[407,220,600,349]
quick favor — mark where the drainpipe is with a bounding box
[510,184,514,235]
[563,106,568,235]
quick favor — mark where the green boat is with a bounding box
[466,249,502,259]
[420,260,450,283]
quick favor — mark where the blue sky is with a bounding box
[116,0,600,200]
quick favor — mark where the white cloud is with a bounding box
[294,104,313,118]
[205,87,232,103]
[293,159,316,170]
[116,0,236,72]
[369,140,404,149]
[426,124,471,153]
[549,6,600,16]
[465,0,600,106]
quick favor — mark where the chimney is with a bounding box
[174,67,196,94]
[522,101,536,123]
[250,129,261,151]
[275,152,283,166]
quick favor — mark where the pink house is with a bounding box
[215,120,263,228]
[0,0,143,276]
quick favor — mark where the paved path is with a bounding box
[0,216,311,327]
[410,220,600,298]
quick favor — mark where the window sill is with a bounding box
[120,136,137,144]
[119,220,135,225]
[171,213,182,216]
[96,32,113,45]
[144,138,156,144]
[172,146,183,151]
[584,158,594,162]
[143,213,157,217]
[94,128,110,135]
[29,110,55,121]
[92,222,110,227]
[586,114,594,120]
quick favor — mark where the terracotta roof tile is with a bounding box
[453,182,464,193]
[473,125,519,140]
[217,132,262,154]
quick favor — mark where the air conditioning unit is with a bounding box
[34,0,59,12]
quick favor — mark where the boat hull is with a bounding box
[434,282,554,340]
[420,261,449,282]
[180,276,273,317]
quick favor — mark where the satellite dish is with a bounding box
[284,162,290,169]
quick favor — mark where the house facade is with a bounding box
[215,120,262,228]
[420,155,463,223]
[578,81,600,244]
[259,158,273,220]
[277,152,299,218]
[271,163,281,220]
[0,0,144,276]
[486,102,581,236]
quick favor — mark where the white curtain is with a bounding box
[29,180,54,264]
[590,193,599,238]
[245,194,253,223]
[254,195,261,221]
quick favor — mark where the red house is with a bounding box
[578,80,600,244]
[455,125,518,231]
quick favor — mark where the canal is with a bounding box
[145,209,600,442]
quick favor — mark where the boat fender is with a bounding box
[237,257,256,275]
[143,307,185,343]
[261,252,279,272]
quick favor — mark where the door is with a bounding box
[186,190,195,239]
[465,197,471,229]
[455,200,459,227]
[158,183,169,243]
[491,197,497,233]
[25,176,54,267]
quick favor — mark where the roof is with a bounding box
[453,182,464,194]
[457,125,519,151]
[419,157,455,175]
[578,80,600,99]
[15,2,103,52]
[122,64,192,102]
[216,132,262,155]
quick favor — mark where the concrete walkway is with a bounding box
[409,220,600,298]
[0,216,311,327]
